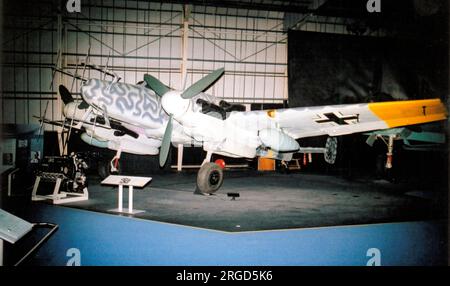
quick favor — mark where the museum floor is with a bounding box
[40,170,446,232]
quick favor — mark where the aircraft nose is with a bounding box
[161,90,190,118]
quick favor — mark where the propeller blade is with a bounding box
[144,74,171,97]
[59,84,74,104]
[366,134,377,147]
[181,67,224,99]
[78,100,90,109]
[159,115,173,167]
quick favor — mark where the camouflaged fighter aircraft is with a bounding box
[44,67,448,194]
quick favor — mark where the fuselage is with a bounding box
[78,78,298,160]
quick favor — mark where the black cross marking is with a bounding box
[315,113,360,125]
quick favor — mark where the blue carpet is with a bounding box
[24,204,446,266]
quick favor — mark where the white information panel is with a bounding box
[0,208,34,266]
[0,208,33,244]
[101,175,152,215]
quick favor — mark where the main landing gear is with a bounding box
[195,151,225,195]
[98,150,121,179]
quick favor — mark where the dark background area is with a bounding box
[288,31,448,107]
[287,1,449,191]
[289,0,449,107]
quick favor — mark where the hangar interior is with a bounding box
[0,0,449,266]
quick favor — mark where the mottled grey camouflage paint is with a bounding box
[81,79,168,129]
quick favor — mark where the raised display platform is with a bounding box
[51,171,445,232]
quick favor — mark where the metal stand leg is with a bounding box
[31,176,41,199]
[0,239,3,266]
[7,168,19,197]
[109,184,144,215]
[118,184,123,212]
[128,186,133,213]
[177,144,184,171]
[53,178,62,198]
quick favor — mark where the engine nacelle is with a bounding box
[63,102,88,121]
[258,129,299,152]
[81,132,109,148]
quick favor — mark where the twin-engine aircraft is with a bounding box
[41,67,448,194]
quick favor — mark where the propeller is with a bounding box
[78,100,90,109]
[159,115,173,166]
[143,68,225,167]
[366,134,377,147]
[143,74,170,97]
[181,68,224,99]
[58,84,90,155]
[59,84,74,104]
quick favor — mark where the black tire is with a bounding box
[375,154,385,179]
[324,137,338,164]
[97,161,109,179]
[375,154,395,182]
[196,162,224,194]
[98,160,120,179]
[277,161,289,174]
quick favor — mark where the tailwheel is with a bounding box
[196,162,224,194]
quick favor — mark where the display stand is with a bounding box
[101,175,152,215]
[31,172,89,204]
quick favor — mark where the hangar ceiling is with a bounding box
[1,0,447,127]
[145,0,318,13]
[3,0,309,127]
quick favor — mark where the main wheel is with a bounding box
[196,162,224,194]
[324,137,338,164]
[277,160,289,174]
[98,160,120,179]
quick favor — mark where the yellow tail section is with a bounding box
[368,99,447,128]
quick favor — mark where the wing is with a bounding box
[238,99,447,139]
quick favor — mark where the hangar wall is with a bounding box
[1,0,388,129]
[1,0,288,129]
